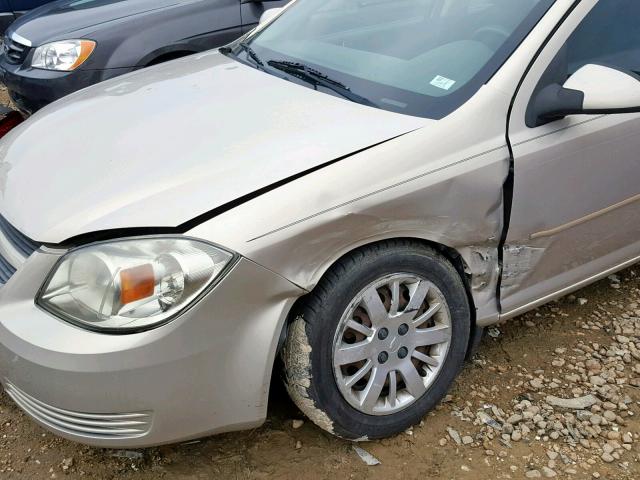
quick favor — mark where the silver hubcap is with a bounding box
[332,274,452,416]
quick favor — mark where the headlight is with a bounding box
[31,39,96,71]
[37,238,235,333]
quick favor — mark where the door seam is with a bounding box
[497,0,582,314]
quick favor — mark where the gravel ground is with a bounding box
[0,91,638,479]
[0,86,10,108]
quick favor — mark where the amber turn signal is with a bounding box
[120,264,155,305]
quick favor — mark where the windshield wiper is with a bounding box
[267,60,375,107]
[221,42,265,70]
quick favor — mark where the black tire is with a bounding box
[282,240,471,440]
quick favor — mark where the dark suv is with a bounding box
[0,0,287,114]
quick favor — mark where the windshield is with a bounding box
[231,0,554,118]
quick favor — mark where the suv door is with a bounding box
[501,0,640,315]
[240,0,290,32]
[167,0,242,53]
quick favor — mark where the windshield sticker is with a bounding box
[430,75,456,91]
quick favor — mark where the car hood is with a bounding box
[8,0,180,45]
[0,52,427,244]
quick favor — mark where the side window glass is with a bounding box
[566,0,640,78]
[526,0,640,127]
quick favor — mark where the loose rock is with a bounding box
[545,395,598,410]
[447,428,462,445]
[601,453,614,463]
[352,446,380,466]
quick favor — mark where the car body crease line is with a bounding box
[512,114,606,147]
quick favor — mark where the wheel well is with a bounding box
[146,51,195,67]
[278,237,479,356]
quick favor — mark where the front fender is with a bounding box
[189,118,510,326]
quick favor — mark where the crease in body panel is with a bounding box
[248,144,508,243]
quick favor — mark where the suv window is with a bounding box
[567,0,640,76]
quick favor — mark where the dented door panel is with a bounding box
[501,0,640,316]
[503,114,640,312]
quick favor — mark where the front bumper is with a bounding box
[0,61,132,114]
[0,250,302,447]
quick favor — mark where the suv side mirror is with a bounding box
[259,7,284,25]
[529,64,640,127]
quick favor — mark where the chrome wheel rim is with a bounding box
[332,273,452,416]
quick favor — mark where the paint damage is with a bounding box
[466,245,500,291]
[501,244,546,290]
[458,243,502,324]
[460,242,547,325]
[282,316,336,435]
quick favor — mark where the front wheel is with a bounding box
[282,240,471,439]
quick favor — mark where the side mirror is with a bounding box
[259,7,284,25]
[529,64,640,127]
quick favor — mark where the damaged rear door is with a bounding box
[501,0,640,315]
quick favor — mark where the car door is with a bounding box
[240,0,290,32]
[500,0,640,316]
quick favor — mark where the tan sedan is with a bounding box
[0,0,638,446]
